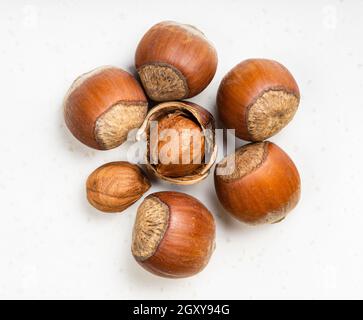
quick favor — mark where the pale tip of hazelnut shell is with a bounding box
[63,65,114,104]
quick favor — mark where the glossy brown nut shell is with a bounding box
[214,142,301,224]
[64,66,148,150]
[86,161,151,213]
[217,59,300,141]
[135,21,218,101]
[132,191,216,278]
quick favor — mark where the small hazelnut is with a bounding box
[131,191,216,278]
[64,66,148,150]
[86,161,151,213]
[135,21,218,101]
[217,59,300,141]
[214,142,301,225]
[137,101,217,185]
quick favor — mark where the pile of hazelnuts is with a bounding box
[63,21,301,279]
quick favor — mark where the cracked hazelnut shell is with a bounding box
[131,191,216,278]
[86,161,151,213]
[151,111,205,178]
[217,59,300,141]
[214,142,301,224]
[136,101,217,185]
[135,21,218,101]
[64,66,148,150]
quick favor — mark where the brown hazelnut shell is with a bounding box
[135,21,218,101]
[214,142,301,224]
[152,112,205,178]
[86,161,151,213]
[136,101,217,185]
[131,191,216,278]
[64,66,148,150]
[217,59,300,141]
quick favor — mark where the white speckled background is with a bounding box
[0,0,362,299]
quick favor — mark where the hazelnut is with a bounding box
[151,112,205,178]
[64,66,148,150]
[217,59,300,141]
[136,101,217,185]
[214,142,300,225]
[135,21,218,101]
[86,161,151,213]
[131,191,216,278]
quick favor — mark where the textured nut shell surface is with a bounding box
[132,196,169,260]
[94,102,148,149]
[246,90,299,141]
[137,63,189,101]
